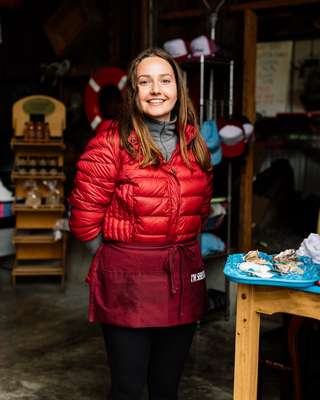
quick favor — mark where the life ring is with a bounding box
[84,66,127,131]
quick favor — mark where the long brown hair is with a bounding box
[118,48,212,171]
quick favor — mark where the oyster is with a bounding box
[273,249,298,263]
[273,249,304,274]
[244,250,269,265]
[273,262,304,275]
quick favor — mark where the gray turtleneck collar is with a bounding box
[144,116,178,161]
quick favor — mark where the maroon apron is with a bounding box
[86,240,208,327]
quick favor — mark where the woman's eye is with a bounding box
[160,79,171,85]
[138,79,150,86]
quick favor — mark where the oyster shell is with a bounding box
[273,249,297,263]
[244,250,269,265]
[273,262,304,275]
[272,249,304,274]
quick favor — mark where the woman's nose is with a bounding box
[150,81,161,94]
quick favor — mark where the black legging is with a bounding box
[101,323,196,400]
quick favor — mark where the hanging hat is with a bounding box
[200,120,222,165]
[241,116,254,142]
[243,122,254,141]
[163,38,189,61]
[190,35,218,57]
[217,119,245,158]
[200,232,225,257]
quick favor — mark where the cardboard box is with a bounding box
[44,1,101,56]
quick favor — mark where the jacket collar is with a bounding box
[128,123,197,149]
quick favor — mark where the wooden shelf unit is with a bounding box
[11,95,67,286]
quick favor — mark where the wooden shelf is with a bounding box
[11,138,65,149]
[11,172,65,180]
[12,260,64,281]
[181,57,233,67]
[13,231,57,244]
[15,246,64,260]
[159,8,205,21]
[13,265,64,275]
[14,208,65,229]
[230,0,320,12]
[13,204,65,212]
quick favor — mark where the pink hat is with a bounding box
[217,119,245,158]
[190,35,218,57]
[240,116,254,142]
[221,141,245,158]
[163,39,189,61]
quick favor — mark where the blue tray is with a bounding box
[297,284,320,294]
[224,252,320,288]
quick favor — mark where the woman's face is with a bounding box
[136,56,177,122]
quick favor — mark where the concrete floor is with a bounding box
[0,237,307,400]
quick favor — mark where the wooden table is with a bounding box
[233,284,320,399]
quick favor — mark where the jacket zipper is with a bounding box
[161,152,181,242]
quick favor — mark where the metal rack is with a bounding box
[183,55,235,318]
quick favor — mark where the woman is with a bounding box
[69,48,213,400]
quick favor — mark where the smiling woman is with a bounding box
[68,47,213,400]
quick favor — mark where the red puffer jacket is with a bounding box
[69,123,212,244]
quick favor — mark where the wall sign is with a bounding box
[256,41,293,117]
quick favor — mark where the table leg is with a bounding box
[288,315,304,400]
[234,284,261,400]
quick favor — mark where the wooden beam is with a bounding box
[230,0,320,11]
[159,9,205,21]
[140,0,152,48]
[239,9,257,252]
[242,10,257,123]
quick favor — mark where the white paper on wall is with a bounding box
[256,41,293,117]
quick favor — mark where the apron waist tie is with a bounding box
[164,243,197,318]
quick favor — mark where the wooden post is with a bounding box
[140,0,153,49]
[239,9,257,252]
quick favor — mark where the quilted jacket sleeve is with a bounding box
[68,129,120,241]
[201,170,213,227]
